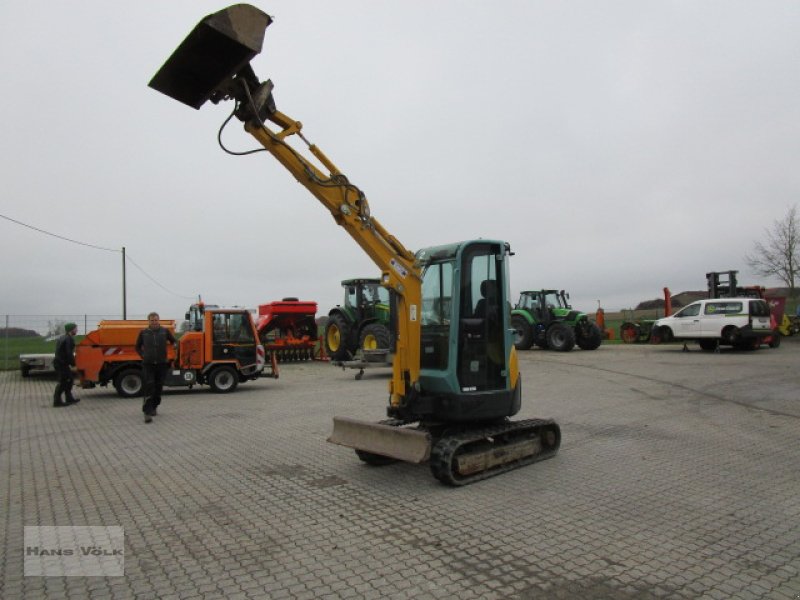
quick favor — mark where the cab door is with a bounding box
[673,302,702,336]
[210,312,258,367]
[456,243,507,392]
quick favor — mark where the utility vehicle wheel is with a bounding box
[577,322,602,350]
[620,323,639,344]
[359,323,392,351]
[114,368,143,398]
[20,365,31,378]
[209,366,238,393]
[698,339,717,352]
[511,315,534,350]
[325,314,352,360]
[355,449,397,466]
[546,322,575,352]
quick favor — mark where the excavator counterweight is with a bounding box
[149,4,271,109]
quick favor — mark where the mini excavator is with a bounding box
[149,4,560,485]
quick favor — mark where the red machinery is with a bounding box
[256,299,325,362]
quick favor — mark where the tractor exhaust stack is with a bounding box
[149,4,271,109]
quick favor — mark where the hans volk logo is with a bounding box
[24,526,124,576]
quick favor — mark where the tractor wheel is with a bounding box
[620,322,639,344]
[546,322,575,352]
[325,314,352,360]
[209,365,239,393]
[511,315,534,350]
[114,368,143,398]
[577,322,602,350]
[359,323,392,351]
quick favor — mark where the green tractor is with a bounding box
[511,289,602,352]
[324,278,395,360]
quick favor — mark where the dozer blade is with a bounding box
[328,417,432,464]
[149,4,272,109]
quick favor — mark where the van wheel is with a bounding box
[769,333,781,349]
[722,326,740,345]
[209,366,239,393]
[114,368,143,398]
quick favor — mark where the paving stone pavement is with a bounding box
[1,341,799,599]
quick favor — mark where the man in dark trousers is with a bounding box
[135,312,176,423]
[53,322,79,407]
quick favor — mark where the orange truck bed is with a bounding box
[76,320,178,384]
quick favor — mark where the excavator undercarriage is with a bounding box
[330,416,561,486]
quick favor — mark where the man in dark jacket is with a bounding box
[53,322,79,407]
[135,312,176,423]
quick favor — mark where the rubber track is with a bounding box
[429,418,561,486]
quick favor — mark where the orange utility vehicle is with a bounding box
[76,308,265,397]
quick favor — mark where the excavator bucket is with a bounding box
[149,4,272,109]
[328,417,432,464]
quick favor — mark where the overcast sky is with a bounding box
[2,1,798,324]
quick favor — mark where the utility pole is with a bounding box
[122,246,127,320]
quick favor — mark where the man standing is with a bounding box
[53,322,79,407]
[135,312,176,423]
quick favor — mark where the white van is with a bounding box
[652,298,773,350]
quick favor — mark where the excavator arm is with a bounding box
[149,4,420,407]
[244,109,422,405]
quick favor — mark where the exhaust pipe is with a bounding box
[149,4,272,109]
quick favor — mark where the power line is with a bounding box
[0,212,119,252]
[1,212,194,300]
[125,254,196,300]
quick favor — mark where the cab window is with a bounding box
[675,303,701,317]
[749,300,770,317]
[704,301,742,315]
[211,313,254,343]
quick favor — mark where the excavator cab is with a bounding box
[412,240,520,422]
